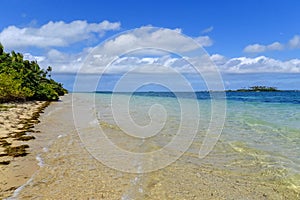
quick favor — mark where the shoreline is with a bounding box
[15,93,299,199]
[1,93,299,199]
[0,100,50,199]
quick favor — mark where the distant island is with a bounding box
[227,86,280,92]
[0,43,67,103]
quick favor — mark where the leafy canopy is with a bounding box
[0,43,67,102]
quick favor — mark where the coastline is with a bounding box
[0,100,50,199]
[14,93,299,199]
[1,93,299,199]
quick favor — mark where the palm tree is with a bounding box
[47,66,52,79]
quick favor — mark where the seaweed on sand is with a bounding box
[5,144,29,157]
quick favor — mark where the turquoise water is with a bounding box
[9,92,299,199]
[91,91,300,191]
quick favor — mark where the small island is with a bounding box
[227,86,280,92]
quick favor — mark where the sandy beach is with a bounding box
[0,100,49,199]
[0,94,297,199]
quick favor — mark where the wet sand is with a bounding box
[0,100,49,199]
[15,133,300,199]
[3,94,300,199]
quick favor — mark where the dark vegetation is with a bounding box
[227,86,280,92]
[0,43,67,103]
[4,144,29,157]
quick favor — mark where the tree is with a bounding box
[0,43,3,55]
[0,73,33,102]
[46,66,52,79]
[0,44,67,102]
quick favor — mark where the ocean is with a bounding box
[13,91,300,199]
[92,91,300,190]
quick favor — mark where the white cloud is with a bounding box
[26,48,300,75]
[243,35,300,53]
[2,26,214,74]
[194,36,213,47]
[53,26,214,74]
[101,26,200,55]
[243,44,267,53]
[201,26,214,34]
[94,26,214,58]
[23,53,45,62]
[44,48,93,73]
[0,20,120,49]
[102,55,197,74]
[210,54,228,65]
[219,56,300,73]
[288,35,300,49]
[20,27,300,75]
[243,42,284,53]
[28,49,211,74]
[267,42,284,50]
[22,47,93,73]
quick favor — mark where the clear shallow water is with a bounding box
[94,91,300,191]
[13,92,300,199]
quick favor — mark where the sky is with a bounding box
[0,0,300,91]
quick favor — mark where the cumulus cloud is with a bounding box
[30,48,300,75]
[0,20,120,48]
[267,42,284,50]
[25,51,213,75]
[243,34,300,53]
[93,26,214,58]
[19,27,300,75]
[53,26,215,74]
[107,55,199,74]
[22,47,93,73]
[101,26,201,55]
[288,35,300,49]
[2,25,214,74]
[194,36,213,47]
[210,54,228,65]
[243,42,284,53]
[218,56,300,73]
[244,44,266,53]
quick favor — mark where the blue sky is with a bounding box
[1,0,300,91]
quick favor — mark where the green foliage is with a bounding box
[0,73,33,102]
[48,79,68,96]
[0,43,67,102]
[35,82,59,101]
